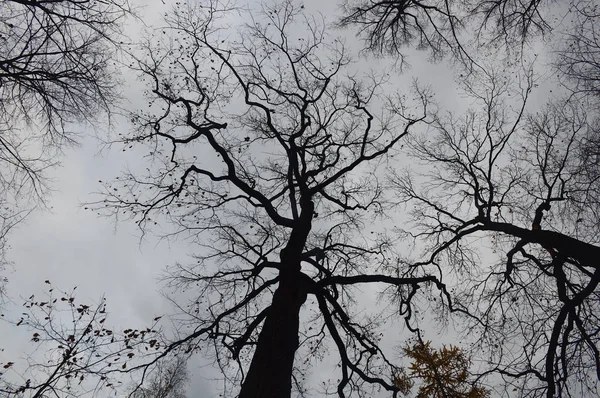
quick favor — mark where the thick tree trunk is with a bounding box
[239,198,313,398]
[238,272,307,398]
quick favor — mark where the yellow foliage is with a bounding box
[391,341,490,398]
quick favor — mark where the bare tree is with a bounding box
[129,355,189,398]
[391,66,600,397]
[555,0,600,97]
[0,0,131,297]
[337,0,570,66]
[0,207,29,301]
[0,283,163,398]
[337,0,464,67]
[339,0,600,396]
[90,1,451,397]
[0,0,129,140]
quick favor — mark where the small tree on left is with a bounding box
[0,282,163,397]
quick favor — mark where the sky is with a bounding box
[0,0,561,396]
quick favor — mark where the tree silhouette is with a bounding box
[391,66,600,397]
[92,1,451,397]
[339,1,600,396]
[338,0,570,66]
[0,283,161,398]
[337,0,462,65]
[0,0,131,297]
[73,0,600,397]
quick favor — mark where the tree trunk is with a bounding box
[239,198,313,398]
[238,272,307,398]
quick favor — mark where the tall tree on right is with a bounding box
[389,67,600,396]
[341,1,600,397]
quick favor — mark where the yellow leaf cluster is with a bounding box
[392,341,490,398]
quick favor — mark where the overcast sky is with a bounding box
[0,0,560,396]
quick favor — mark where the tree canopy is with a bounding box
[95,2,436,396]
[2,0,600,397]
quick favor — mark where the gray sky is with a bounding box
[0,0,561,396]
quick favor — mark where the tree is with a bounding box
[80,0,600,397]
[337,0,464,66]
[555,0,600,97]
[0,0,129,138]
[339,0,600,396]
[129,355,189,398]
[390,65,600,397]
[0,208,29,302]
[337,0,574,68]
[0,283,162,398]
[393,341,489,398]
[0,0,131,298]
[554,0,600,196]
[92,1,447,397]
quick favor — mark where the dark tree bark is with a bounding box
[240,200,313,397]
[239,273,308,398]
